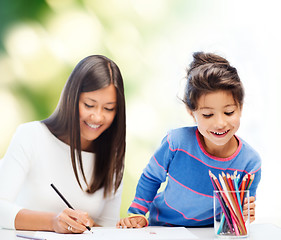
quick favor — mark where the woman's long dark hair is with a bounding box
[43,55,126,197]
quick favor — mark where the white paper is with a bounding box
[34,226,199,240]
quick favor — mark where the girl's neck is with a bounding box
[199,133,239,158]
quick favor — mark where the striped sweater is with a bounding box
[128,126,261,226]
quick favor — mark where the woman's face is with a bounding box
[79,84,117,151]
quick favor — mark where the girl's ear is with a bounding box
[186,107,196,123]
[240,104,243,112]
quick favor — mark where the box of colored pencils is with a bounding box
[209,170,254,238]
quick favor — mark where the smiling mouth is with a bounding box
[85,122,101,129]
[211,130,230,136]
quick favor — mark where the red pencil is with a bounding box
[246,174,255,190]
[240,175,247,202]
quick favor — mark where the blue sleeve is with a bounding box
[248,167,261,198]
[128,133,175,215]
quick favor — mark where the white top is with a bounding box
[0,121,123,229]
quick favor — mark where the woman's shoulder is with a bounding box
[15,121,45,137]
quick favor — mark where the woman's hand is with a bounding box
[243,196,256,223]
[52,208,95,233]
[116,215,148,229]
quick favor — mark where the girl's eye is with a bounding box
[202,114,213,118]
[225,111,234,116]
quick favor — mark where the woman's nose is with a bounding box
[90,109,104,123]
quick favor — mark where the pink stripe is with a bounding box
[131,202,148,213]
[195,130,242,161]
[153,155,167,172]
[135,197,152,203]
[166,133,256,174]
[249,166,261,174]
[169,174,213,198]
[156,206,159,221]
[143,172,153,180]
[164,198,213,222]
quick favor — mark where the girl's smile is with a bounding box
[210,129,230,137]
[191,90,242,158]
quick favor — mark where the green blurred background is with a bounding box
[1,0,281,226]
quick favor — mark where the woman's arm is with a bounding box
[15,208,95,233]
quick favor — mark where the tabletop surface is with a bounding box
[1,223,281,240]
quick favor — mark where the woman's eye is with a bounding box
[203,114,213,118]
[105,107,115,112]
[225,111,234,116]
[85,103,94,108]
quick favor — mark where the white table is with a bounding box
[1,223,281,239]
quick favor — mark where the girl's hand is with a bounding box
[243,196,256,223]
[52,208,95,233]
[116,215,148,228]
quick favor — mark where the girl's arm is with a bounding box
[116,215,148,228]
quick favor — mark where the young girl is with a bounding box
[117,51,261,228]
[0,55,126,233]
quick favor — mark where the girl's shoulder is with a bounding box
[165,126,197,148]
[167,126,197,139]
[237,136,261,158]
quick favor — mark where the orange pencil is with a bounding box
[245,173,251,189]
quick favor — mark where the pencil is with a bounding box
[246,174,255,190]
[227,174,242,217]
[220,173,247,235]
[242,174,255,206]
[245,173,251,189]
[232,175,243,213]
[209,171,233,234]
[50,183,92,232]
[239,175,247,202]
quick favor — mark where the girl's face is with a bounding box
[79,84,117,151]
[190,90,242,157]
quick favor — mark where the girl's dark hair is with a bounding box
[42,55,126,197]
[183,51,244,111]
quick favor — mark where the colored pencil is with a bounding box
[239,175,247,202]
[209,170,250,236]
[209,171,233,233]
[220,174,246,235]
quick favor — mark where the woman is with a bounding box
[0,55,126,233]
